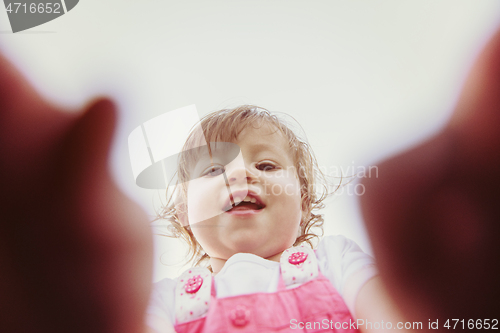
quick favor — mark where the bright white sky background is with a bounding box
[1,0,499,281]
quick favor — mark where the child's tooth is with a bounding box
[243,196,251,202]
[250,197,256,203]
[234,196,242,203]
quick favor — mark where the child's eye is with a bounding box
[257,162,279,171]
[201,165,225,177]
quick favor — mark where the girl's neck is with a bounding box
[209,251,283,275]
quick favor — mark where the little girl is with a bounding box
[145,105,385,333]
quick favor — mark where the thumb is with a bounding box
[56,97,118,192]
[449,28,500,159]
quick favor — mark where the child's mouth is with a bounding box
[226,201,265,215]
[228,202,264,211]
[222,193,266,212]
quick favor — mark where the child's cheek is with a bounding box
[186,177,226,225]
[266,169,301,199]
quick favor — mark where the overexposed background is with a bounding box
[1,0,499,281]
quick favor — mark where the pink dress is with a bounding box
[173,246,360,333]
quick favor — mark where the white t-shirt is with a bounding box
[146,235,377,332]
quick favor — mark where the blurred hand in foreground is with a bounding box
[0,54,153,333]
[361,28,500,328]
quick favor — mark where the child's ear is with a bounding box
[175,203,189,227]
[300,196,310,226]
[301,210,308,226]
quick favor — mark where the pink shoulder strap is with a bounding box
[174,267,212,324]
[279,245,319,289]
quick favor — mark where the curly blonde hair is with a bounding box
[156,105,331,268]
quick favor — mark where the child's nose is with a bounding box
[227,165,255,184]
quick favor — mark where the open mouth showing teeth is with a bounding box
[223,195,265,212]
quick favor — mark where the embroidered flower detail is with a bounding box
[230,305,250,326]
[184,275,203,294]
[288,251,308,265]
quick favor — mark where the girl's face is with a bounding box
[186,124,303,261]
